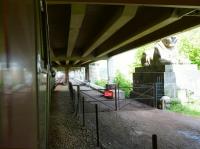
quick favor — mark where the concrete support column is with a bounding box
[65,68,69,84]
[85,65,90,82]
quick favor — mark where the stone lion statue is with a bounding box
[141,36,190,66]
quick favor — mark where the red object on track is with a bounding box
[104,90,113,99]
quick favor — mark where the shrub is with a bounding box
[113,70,132,97]
[170,99,181,106]
[168,99,200,117]
[95,79,107,87]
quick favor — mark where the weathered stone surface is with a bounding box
[164,64,200,103]
[141,36,190,66]
[135,36,200,104]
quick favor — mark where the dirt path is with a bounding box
[48,85,96,149]
[96,107,200,149]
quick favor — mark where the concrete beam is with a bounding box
[96,9,191,57]
[73,60,80,65]
[80,60,92,65]
[47,0,200,8]
[109,16,200,57]
[52,55,108,61]
[74,6,137,65]
[53,64,82,69]
[55,61,61,65]
[83,6,137,57]
[66,4,86,65]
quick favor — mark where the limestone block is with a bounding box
[164,64,200,102]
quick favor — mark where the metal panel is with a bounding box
[0,0,39,148]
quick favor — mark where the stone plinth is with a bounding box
[164,64,200,103]
[133,66,165,106]
[133,65,165,84]
[133,64,200,104]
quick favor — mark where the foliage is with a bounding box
[168,99,200,117]
[95,79,107,87]
[178,38,200,68]
[177,27,200,69]
[113,70,132,97]
[129,27,200,71]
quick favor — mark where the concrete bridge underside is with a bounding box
[47,0,200,69]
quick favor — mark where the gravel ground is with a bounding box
[97,110,200,149]
[74,85,200,149]
[48,85,96,149]
[52,84,200,149]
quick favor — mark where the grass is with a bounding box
[168,100,200,117]
[113,71,132,98]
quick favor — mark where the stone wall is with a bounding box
[164,64,200,103]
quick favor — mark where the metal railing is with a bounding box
[68,82,159,148]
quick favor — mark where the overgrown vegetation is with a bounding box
[113,70,132,97]
[177,27,200,68]
[168,99,200,117]
[94,71,132,97]
[95,79,107,87]
[129,27,200,71]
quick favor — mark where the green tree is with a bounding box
[114,70,132,97]
[178,38,200,68]
[177,27,200,68]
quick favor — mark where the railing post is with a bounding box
[117,83,120,108]
[77,85,80,101]
[76,85,80,116]
[152,134,157,149]
[71,88,75,112]
[154,83,157,108]
[82,97,85,126]
[114,85,118,111]
[73,89,76,110]
[71,87,74,101]
[95,104,100,147]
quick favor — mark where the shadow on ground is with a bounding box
[48,85,96,149]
